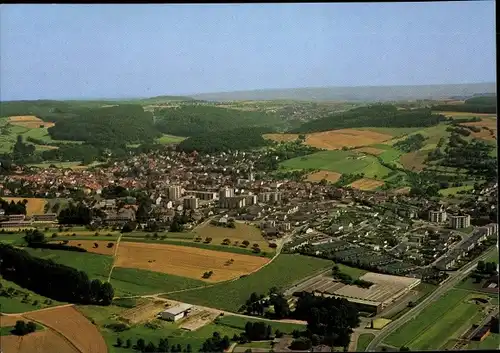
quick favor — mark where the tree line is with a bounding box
[432,96,496,114]
[393,133,427,153]
[292,105,446,133]
[0,197,27,215]
[0,243,114,305]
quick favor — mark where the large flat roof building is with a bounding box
[160,303,193,322]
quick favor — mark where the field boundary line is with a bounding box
[107,232,123,282]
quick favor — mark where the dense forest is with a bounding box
[0,244,114,305]
[432,96,497,114]
[46,105,160,146]
[176,127,272,153]
[292,105,446,133]
[154,105,283,137]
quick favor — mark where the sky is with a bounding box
[0,2,496,101]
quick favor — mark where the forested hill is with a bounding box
[432,95,497,114]
[46,105,160,146]
[291,104,446,133]
[154,105,284,137]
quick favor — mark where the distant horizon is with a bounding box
[0,81,496,102]
[1,3,496,101]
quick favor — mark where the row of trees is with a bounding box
[432,96,496,114]
[393,134,427,153]
[0,197,27,215]
[292,105,446,133]
[116,337,192,353]
[0,244,114,305]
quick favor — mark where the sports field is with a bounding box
[115,241,269,282]
[156,133,186,144]
[383,289,489,350]
[167,254,332,312]
[281,150,391,179]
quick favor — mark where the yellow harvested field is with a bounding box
[355,147,385,155]
[24,306,107,353]
[349,178,384,191]
[263,133,299,142]
[8,115,55,129]
[2,197,47,216]
[264,129,392,150]
[437,111,497,118]
[55,240,116,255]
[306,170,342,183]
[0,315,24,327]
[0,330,79,353]
[115,241,269,282]
[461,118,497,141]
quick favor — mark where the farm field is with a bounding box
[0,276,64,314]
[355,146,385,156]
[383,289,488,350]
[110,267,207,296]
[1,197,47,216]
[306,170,342,183]
[193,222,273,251]
[354,127,422,137]
[467,332,500,350]
[399,150,428,171]
[265,128,393,150]
[167,254,332,312]
[357,333,376,352]
[281,150,391,179]
[216,314,306,333]
[461,117,497,141]
[24,305,107,353]
[348,178,384,191]
[7,115,54,128]
[23,248,113,280]
[51,240,117,255]
[436,111,497,118]
[439,184,474,197]
[115,241,270,282]
[0,330,79,353]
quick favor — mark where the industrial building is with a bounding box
[448,214,471,229]
[293,272,421,314]
[160,303,193,322]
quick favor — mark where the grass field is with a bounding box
[355,127,422,137]
[156,134,186,144]
[215,314,305,333]
[23,248,113,280]
[383,289,488,350]
[281,150,391,179]
[357,333,376,351]
[439,184,474,197]
[110,267,208,297]
[0,276,64,314]
[336,263,367,279]
[348,178,384,191]
[467,332,500,350]
[167,254,332,312]
[306,170,342,183]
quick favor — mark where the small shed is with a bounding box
[160,304,193,322]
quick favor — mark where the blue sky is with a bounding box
[0,2,496,100]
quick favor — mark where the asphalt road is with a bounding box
[366,246,496,351]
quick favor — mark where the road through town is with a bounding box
[366,246,496,351]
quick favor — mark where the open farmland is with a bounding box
[399,150,428,171]
[7,115,55,129]
[0,330,79,353]
[348,178,384,190]
[53,240,116,255]
[306,170,342,183]
[461,117,497,141]
[24,305,107,353]
[115,242,269,282]
[383,289,489,350]
[2,197,47,216]
[111,267,207,296]
[436,111,497,118]
[281,150,391,179]
[355,146,385,155]
[263,133,299,142]
[193,222,272,251]
[167,254,332,312]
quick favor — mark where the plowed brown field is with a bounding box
[24,306,107,353]
[8,116,55,129]
[0,314,24,327]
[2,197,47,216]
[115,242,269,282]
[59,240,116,255]
[264,129,392,150]
[355,147,385,155]
[306,170,342,183]
[0,330,79,353]
[461,118,497,141]
[349,178,384,191]
[399,151,428,171]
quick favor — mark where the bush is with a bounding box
[104,322,130,332]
